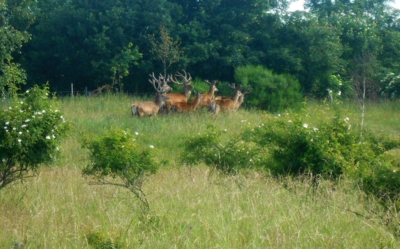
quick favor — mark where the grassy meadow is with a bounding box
[1,95,399,248]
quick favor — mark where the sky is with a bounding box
[288,0,400,11]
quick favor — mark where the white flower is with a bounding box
[25,119,30,122]
[2,158,5,163]
[26,90,29,93]
[56,147,59,151]
[46,136,51,139]
[344,117,350,121]
[241,120,246,123]
[278,114,281,117]
[19,110,23,113]
[303,124,308,128]
[18,139,21,143]
[13,127,16,130]
[5,122,9,125]
[223,129,227,132]
[21,124,27,128]
[8,107,12,110]
[4,127,7,130]
[149,145,154,149]
[393,170,397,173]
[121,145,125,148]
[52,135,55,139]
[249,159,253,162]
[288,120,292,123]
[19,132,22,135]
[310,139,314,142]
[338,91,341,96]
[42,110,46,113]
[135,132,139,136]
[313,127,318,132]
[55,110,59,112]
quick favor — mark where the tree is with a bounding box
[234,65,302,111]
[148,25,182,78]
[0,1,32,97]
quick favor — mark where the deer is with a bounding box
[198,80,218,108]
[164,70,193,112]
[209,83,244,115]
[233,87,252,111]
[170,91,204,113]
[131,73,171,117]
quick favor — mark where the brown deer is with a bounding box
[209,83,243,115]
[233,87,252,111]
[164,70,193,112]
[131,73,170,117]
[198,80,218,108]
[170,91,204,113]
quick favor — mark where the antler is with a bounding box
[243,86,252,95]
[149,72,172,93]
[170,70,192,86]
[228,83,242,91]
[205,80,218,86]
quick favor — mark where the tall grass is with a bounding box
[0,95,399,248]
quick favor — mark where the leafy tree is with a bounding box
[0,0,32,97]
[148,25,182,78]
[234,65,302,111]
[24,0,143,92]
[0,84,70,189]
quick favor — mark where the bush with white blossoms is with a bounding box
[81,128,158,212]
[0,84,70,189]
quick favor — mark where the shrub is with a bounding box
[81,128,159,211]
[179,123,263,175]
[234,65,302,111]
[0,84,70,189]
[86,231,124,249]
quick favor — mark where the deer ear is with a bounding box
[188,85,194,90]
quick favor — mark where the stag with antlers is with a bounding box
[131,73,171,117]
[164,70,193,112]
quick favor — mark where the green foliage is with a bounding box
[0,1,31,97]
[179,123,262,175]
[0,84,70,189]
[86,231,124,249]
[380,72,400,99]
[81,128,159,211]
[234,65,302,111]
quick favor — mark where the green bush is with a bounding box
[234,65,303,111]
[86,231,124,249]
[0,84,70,189]
[179,123,263,175]
[82,128,159,211]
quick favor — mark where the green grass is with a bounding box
[0,95,399,248]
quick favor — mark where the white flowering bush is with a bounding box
[0,85,70,189]
[179,123,263,175]
[81,128,158,211]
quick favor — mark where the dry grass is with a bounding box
[0,96,399,248]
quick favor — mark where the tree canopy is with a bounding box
[1,0,399,100]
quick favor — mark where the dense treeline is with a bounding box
[1,0,400,99]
